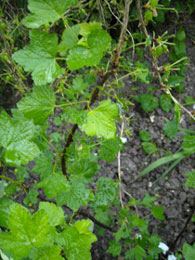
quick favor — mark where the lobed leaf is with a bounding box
[0,203,52,259]
[0,111,40,166]
[61,220,96,260]
[23,0,78,28]
[13,30,63,85]
[17,85,56,124]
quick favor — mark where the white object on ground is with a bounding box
[168,254,177,260]
[120,137,127,143]
[87,219,94,232]
[158,242,169,254]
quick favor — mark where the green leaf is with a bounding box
[0,111,35,147]
[182,134,195,154]
[87,29,111,52]
[24,189,39,206]
[160,94,173,112]
[139,152,185,178]
[145,10,153,21]
[99,137,123,162]
[5,140,40,166]
[107,240,121,257]
[56,183,91,211]
[36,172,68,199]
[39,202,64,226]
[32,151,54,179]
[150,0,158,8]
[72,75,88,94]
[139,94,159,113]
[0,198,13,228]
[62,220,96,260]
[82,99,118,139]
[23,0,78,28]
[142,142,157,155]
[67,45,94,70]
[185,171,195,189]
[176,29,186,41]
[152,205,165,220]
[30,246,64,260]
[139,130,151,142]
[79,22,102,37]
[0,203,52,259]
[58,25,80,56]
[147,234,162,259]
[182,243,195,260]
[126,245,146,260]
[67,29,111,70]
[94,177,118,208]
[167,75,185,87]
[17,85,55,124]
[163,119,178,139]
[62,107,88,125]
[138,192,156,208]
[13,30,63,85]
[68,157,100,178]
[0,111,40,166]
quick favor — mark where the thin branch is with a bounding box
[77,208,114,232]
[104,0,135,59]
[38,193,114,232]
[118,118,125,208]
[112,0,131,68]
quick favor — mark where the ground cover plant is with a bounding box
[0,0,195,259]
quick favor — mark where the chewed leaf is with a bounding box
[82,99,118,139]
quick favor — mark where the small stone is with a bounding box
[179,192,187,202]
[165,182,171,189]
[169,178,180,188]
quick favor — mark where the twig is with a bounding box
[112,0,131,68]
[118,118,125,208]
[104,0,135,59]
[77,208,114,232]
[38,193,114,232]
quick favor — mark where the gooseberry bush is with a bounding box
[0,0,195,259]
